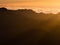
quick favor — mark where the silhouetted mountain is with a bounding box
[0,7,7,10]
[0,7,60,45]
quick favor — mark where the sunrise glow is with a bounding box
[0,0,60,13]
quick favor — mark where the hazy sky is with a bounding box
[0,0,60,8]
[0,0,60,13]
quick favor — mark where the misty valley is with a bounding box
[0,7,60,45]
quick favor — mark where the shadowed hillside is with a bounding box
[0,7,60,45]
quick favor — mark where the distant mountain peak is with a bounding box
[0,7,7,11]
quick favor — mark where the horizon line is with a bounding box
[0,7,60,14]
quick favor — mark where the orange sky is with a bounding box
[0,0,60,8]
[0,0,60,13]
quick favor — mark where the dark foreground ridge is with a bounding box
[0,7,60,45]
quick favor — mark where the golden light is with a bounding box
[0,0,60,13]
